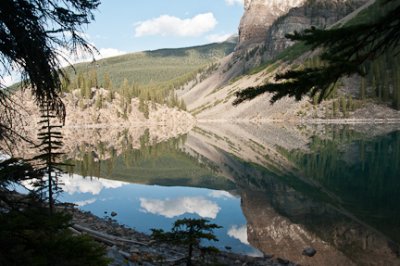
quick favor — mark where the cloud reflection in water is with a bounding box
[228,224,249,244]
[61,174,127,195]
[139,196,220,219]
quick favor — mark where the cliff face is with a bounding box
[263,0,369,60]
[238,0,305,49]
[238,0,368,56]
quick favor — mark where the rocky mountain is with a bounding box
[262,0,369,60]
[237,0,306,50]
[181,0,400,121]
[237,0,367,54]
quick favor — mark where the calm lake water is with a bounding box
[59,123,400,265]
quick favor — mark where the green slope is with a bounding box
[66,41,236,90]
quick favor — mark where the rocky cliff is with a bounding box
[238,0,305,49]
[238,0,368,58]
[262,0,369,60]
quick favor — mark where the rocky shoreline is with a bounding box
[66,207,297,266]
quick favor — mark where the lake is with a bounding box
[59,122,400,265]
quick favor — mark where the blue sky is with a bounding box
[1,0,244,86]
[85,0,244,57]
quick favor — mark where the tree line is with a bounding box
[62,68,188,111]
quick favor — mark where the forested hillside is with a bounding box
[61,41,236,109]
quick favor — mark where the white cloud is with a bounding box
[225,0,243,6]
[57,46,126,67]
[97,48,126,59]
[135,13,217,37]
[228,224,249,244]
[139,196,220,219]
[0,74,16,87]
[209,190,235,199]
[0,153,11,162]
[61,174,126,195]
[206,33,232,43]
[74,198,96,207]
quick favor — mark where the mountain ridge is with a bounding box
[181,0,400,121]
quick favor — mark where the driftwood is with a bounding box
[72,224,149,246]
[72,224,188,264]
[68,226,82,235]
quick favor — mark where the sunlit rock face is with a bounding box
[238,0,306,48]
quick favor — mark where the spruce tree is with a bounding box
[103,72,112,90]
[151,218,221,266]
[32,101,65,214]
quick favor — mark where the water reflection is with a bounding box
[60,123,400,265]
[185,123,400,265]
[62,174,126,195]
[59,174,257,255]
[139,196,220,219]
[228,225,249,245]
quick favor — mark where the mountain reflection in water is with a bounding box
[60,123,400,265]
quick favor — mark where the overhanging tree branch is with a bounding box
[234,0,400,105]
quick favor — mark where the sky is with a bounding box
[1,0,244,86]
[85,0,244,58]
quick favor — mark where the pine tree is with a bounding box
[85,79,92,99]
[103,72,112,90]
[106,88,114,103]
[360,75,366,100]
[340,96,347,117]
[347,95,354,112]
[121,78,130,100]
[151,218,221,266]
[32,101,65,214]
[332,100,338,118]
[179,99,187,111]
[88,68,98,89]
[138,98,149,119]
[95,93,103,110]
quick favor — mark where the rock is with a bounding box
[302,247,317,257]
[263,253,273,259]
[111,211,117,217]
[238,0,306,49]
[277,257,289,264]
[262,0,369,60]
[225,246,232,250]
[107,245,127,266]
[236,0,369,66]
[130,247,140,253]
